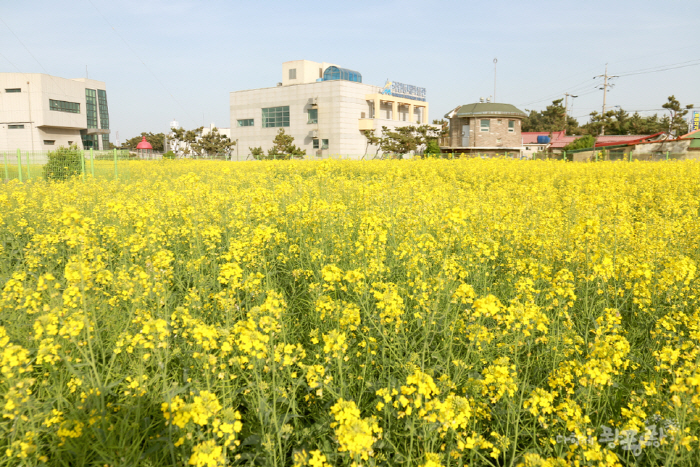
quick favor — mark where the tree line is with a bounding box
[522,95,694,137]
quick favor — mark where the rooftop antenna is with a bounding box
[493,58,497,103]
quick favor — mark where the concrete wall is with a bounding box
[282,60,337,86]
[231,80,431,158]
[447,116,522,149]
[0,73,107,151]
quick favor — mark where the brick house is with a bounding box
[442,101,526,157]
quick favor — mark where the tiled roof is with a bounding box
[447,102,527,118]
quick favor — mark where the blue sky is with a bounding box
[2,0,699,141]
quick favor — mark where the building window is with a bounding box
[237,119,254,127]
[44,140,55,145]
[526,147,530,150]
[262,106,290,128]
[321,139,329,149]
[49,99,80,113]
[307,109,318,124]
[480,119,490,131]
[322,66,362,83]
[508,120,515,132]
[85,89,98,128]
[8,124,24,129]
[313,139,319,149]
[497,119,502,124]
[497,138,502,144]
[68,141,73,145]
[98,89,109,131]
[5,88,21,93]
[289,68,296,79]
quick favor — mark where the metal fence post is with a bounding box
[17,149,23,183]
[113,148,118,180]
[90,148,95,176]
[3,152,8,181]
[25,150,31,180]
[81,150,86,181]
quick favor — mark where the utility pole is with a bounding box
[493,58,498,103]
[563,93,577,132]
[594,64,617,135]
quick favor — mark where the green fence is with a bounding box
[1,149,130,182]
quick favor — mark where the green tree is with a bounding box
[562,135,595,151]
[124,132,166,152]
[522,99,580,134]
[377,125,442,158]
[192,128,235,160]
[249,147,265,160]
[43,145,82,181]
[267,129,306,159]
[662,95,694,136]
[169,127,204,158]
[361,129,382,160]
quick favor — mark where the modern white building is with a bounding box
[229,60,431,158]
[0,73,110,152]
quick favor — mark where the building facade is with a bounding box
[230,60,430,158]
[0,73,110,152]
[442,102,526,157]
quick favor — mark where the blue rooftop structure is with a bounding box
[322,66,362,83]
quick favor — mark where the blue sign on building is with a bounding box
[381,80,426,102]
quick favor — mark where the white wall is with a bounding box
[0,73,107,151]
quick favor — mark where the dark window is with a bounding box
[289,68,296,79]
[8,124,24,129]
[321,139,329,149]
[98,89,109,131]
[85,89,98,128]
[237,119,254,127]
[262,106,290,128]
[307,109,318,124]
[5,88,21,93]
[480,119,490,131]
[313,139,319,149]
[49,99,80,113]
[44,140,55,145]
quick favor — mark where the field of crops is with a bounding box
[1,159,699,467]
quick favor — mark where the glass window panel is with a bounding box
[5,88,21,93]
[480,119,490,131]
[262,106,290,128]
[313,139,319,149]
[49,99,81,113]
[237,119,254,127]
[9,124,24,129]
[321,139,329,149]
[308,109,318,124]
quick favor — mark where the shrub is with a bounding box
[43,145,83,181]
[163,151,177,160]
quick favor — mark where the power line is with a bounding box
[84,0,195,126]
[0,17,68,94]
[617,59,700,77]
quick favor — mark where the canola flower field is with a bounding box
[1,159,699,467]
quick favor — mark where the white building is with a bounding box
[229,60,431,159]
[0,73,111,152]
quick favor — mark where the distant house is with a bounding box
[680,128,700,158]
[522,131,566,159]
[442,101,526,157]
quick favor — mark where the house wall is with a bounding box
[447,116,522,149]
